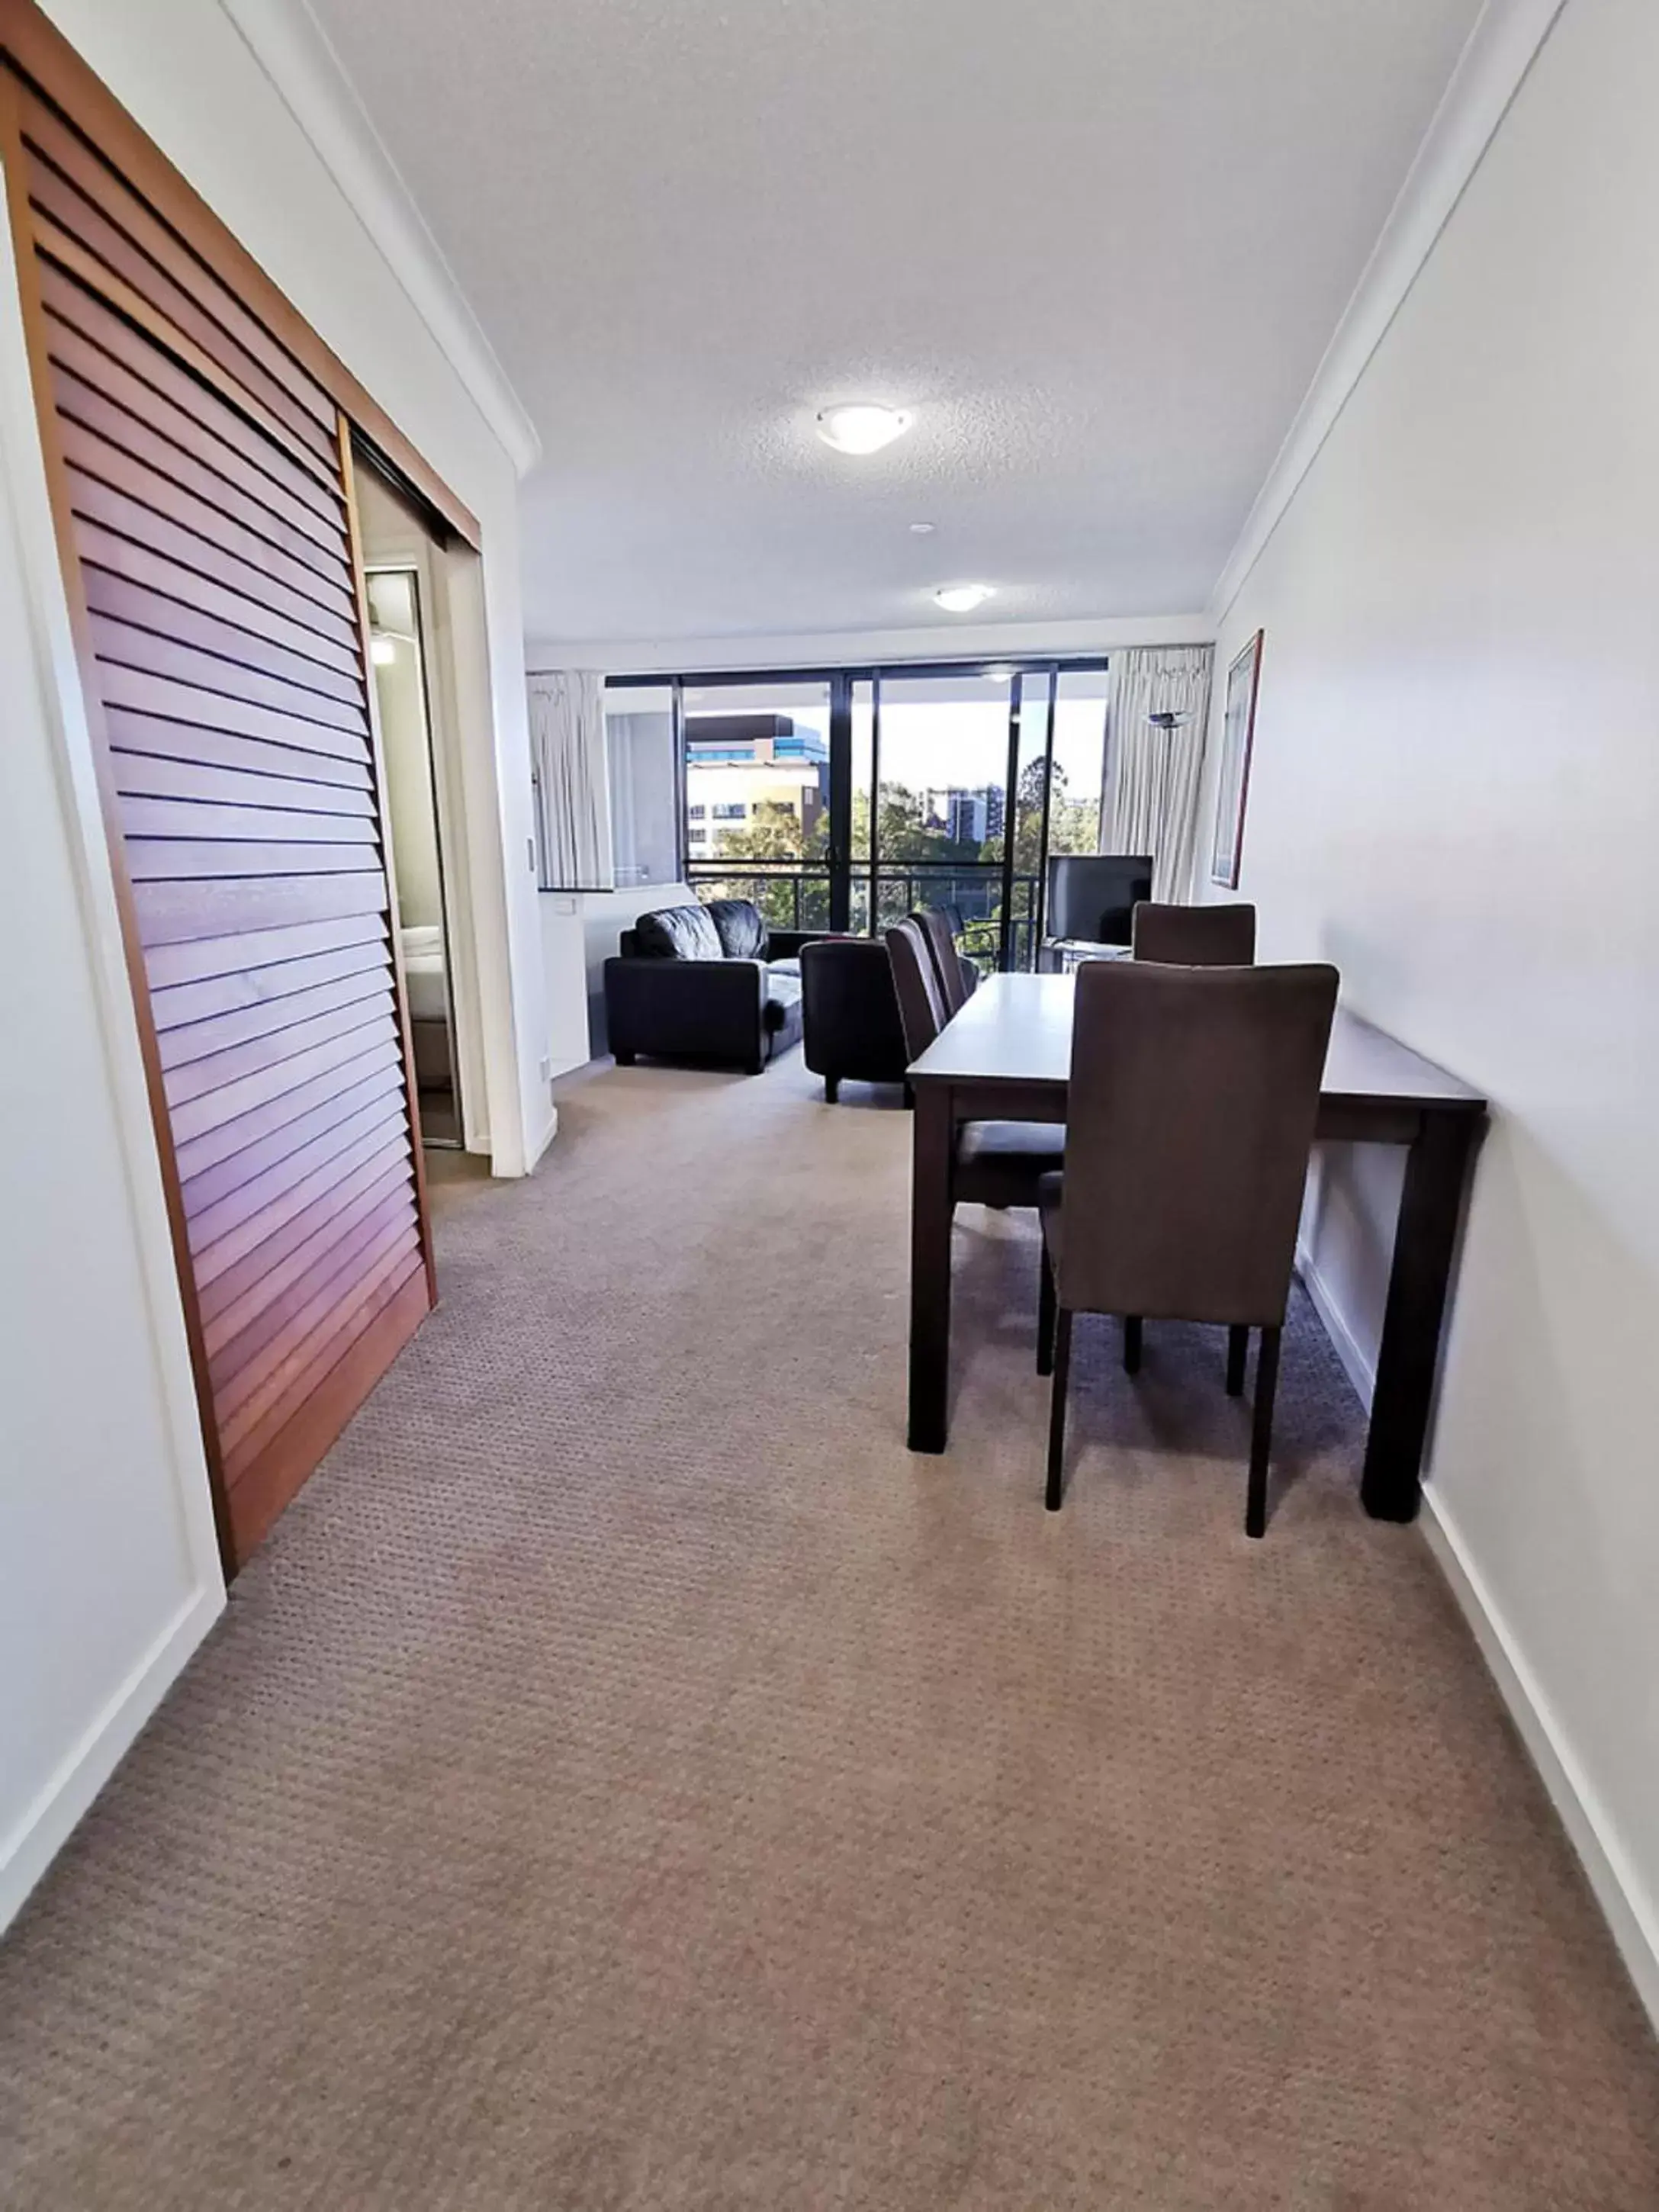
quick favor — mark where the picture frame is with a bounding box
[1210,629,1263,889]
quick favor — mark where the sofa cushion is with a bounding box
[633,902,723,960]
[762,966,803,1033]
[706,899,768,960]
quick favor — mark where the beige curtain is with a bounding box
[529,670,612,889]
[1101,645,1215,901]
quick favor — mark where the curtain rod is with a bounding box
[529,646,1215,684]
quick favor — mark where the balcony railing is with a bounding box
[684,861,1044,972]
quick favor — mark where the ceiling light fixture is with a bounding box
[934,583,996,614]
[985,665,1015,683]
[909,520,935,535]
[816,403,911,455]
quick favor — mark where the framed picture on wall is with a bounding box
[1210,629,1263,889]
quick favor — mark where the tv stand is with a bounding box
[1039,937,1133,974]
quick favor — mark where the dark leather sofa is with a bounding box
[800,937,909,1101]
[604,899,821,1074]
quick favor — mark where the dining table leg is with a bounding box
[908,1082,954,1452]
[1361,1109,1480,1520]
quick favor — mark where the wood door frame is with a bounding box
[355,452,488,1156]
[339,423,436,1305]
[0,6,471,1568]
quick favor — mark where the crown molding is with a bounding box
[1209,0,1568,623]
[218,0,541,477]
[529,612,1215,676]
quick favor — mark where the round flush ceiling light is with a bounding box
[816,403,911,455]
[909,520,936,535]
[934,583,996,614]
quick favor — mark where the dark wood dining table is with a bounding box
[905,972,1488,1520]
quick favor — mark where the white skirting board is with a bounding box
[1295,1242,1377,1404]
[0,1583,223,1932]
[525,1104,560,1172]
[1296,1246,1659,2035]
[1420,1491,1659,2032]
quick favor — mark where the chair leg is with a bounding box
[1037,1243,1056,1374]
[1123,1314,1143,1375]
[1246,1325,1281,1538]
[1227,1323,1249,1397]
[824,1075,840,1103]
[1045,1310,1073,1510]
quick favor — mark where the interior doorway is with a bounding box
[365,567,459,1143]
[355,463,466,1148]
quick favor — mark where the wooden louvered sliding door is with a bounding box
[0,18,452,1567]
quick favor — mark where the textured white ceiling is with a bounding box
[306,0,1483,648]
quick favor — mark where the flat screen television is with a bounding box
[1046,854,1153,947]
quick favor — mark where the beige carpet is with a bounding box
[3,1053,1657,2210]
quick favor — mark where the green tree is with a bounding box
[870,784,980,866]
[995,758,1099,866]
[1017,757,1051,812]
[711,814,827,865]
[703,810,828,929]
[971,759,1100,963]
[695,768,1098,944]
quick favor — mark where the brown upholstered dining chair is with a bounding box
[889,916,949,1048]
[1132,900,1256,966]
[886,921,1063,1207]
[940,900,997,974]
[1037,956,1338,1534]
[914,905,973,1014]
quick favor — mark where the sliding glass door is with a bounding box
[612,657,1111,969]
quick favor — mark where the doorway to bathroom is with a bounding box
[357,465,467,1148]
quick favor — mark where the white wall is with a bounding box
[1197,0,1659,2018]
[39,0,551,1174]
[0,0,548,1929]
[542,883,702,1067]
[0,204,223,1931]
[539,895,593,1079]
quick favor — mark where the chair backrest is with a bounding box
[1132,901,1256,966]
[800,937,908,1072]
[1056,959,1338,1326]
[886,918,947,1059]
[914,906,969,1015]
